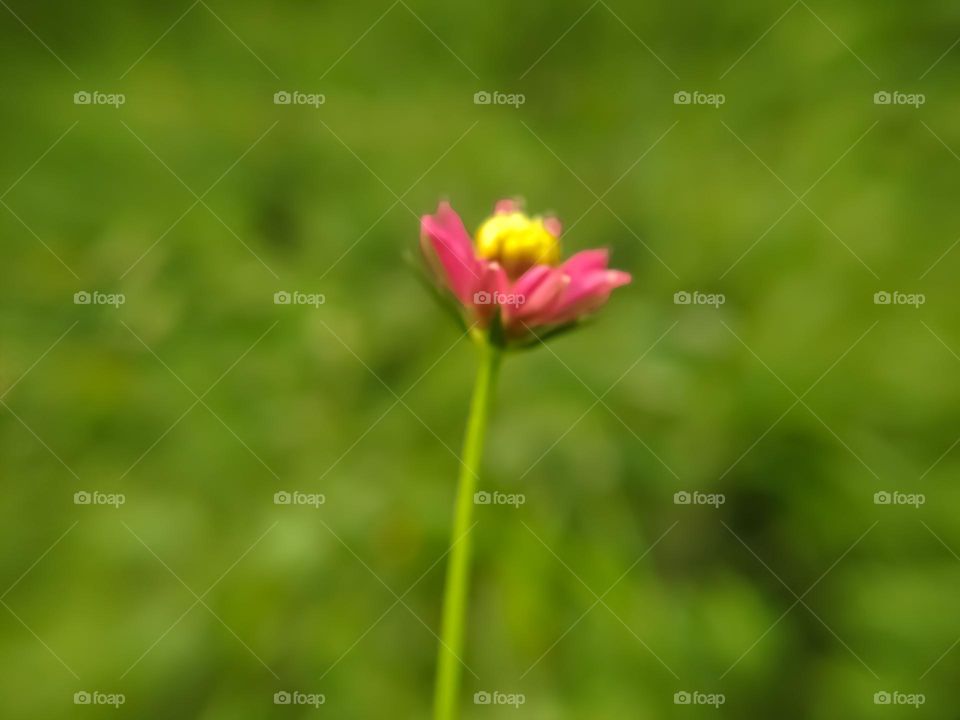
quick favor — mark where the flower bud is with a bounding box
[475,210,560,278]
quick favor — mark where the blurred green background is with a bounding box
[2,0,960,717]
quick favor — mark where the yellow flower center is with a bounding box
[475,211,560,277]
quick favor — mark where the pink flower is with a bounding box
[420,199,631,338]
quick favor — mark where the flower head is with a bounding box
[475,200,561,277]
[420,199,631,342]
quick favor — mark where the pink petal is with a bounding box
[543,216,562,237]
[421,202,482,305]
[469,261,510,324]
[498,265,550,317]
[505,265,566,323]
[510,264,553,299]
[475,261,509,303]
[549,270,632,325]
[494,198,521,214]
[561,248,609,276]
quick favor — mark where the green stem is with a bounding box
[433,338,501,720]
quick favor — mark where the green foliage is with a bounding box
[1,1,959,717]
